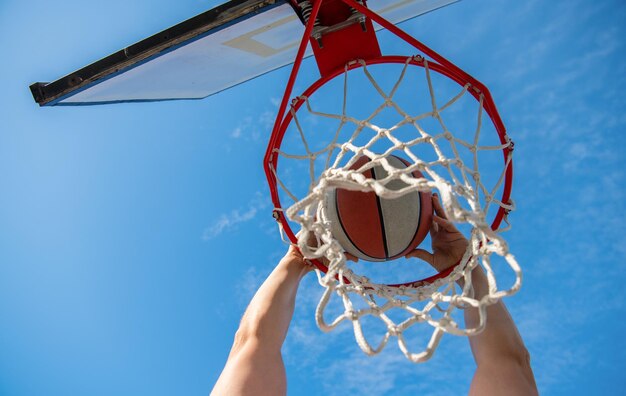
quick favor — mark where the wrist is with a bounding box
[280,249,313,276]
[456,265,489,298]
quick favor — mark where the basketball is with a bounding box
[325,155,433,262]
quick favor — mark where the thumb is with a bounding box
[405,248,434,265]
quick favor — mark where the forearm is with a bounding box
[211,251,310,396]
[413,194,536,394]
[464,268,538,395]
[234,254,310,350]
[464,268,529,364]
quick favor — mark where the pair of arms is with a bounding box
[211,194,538,395]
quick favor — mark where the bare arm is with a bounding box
[211,247,311,396]
[407,193,538,396]
[465,269,538,396]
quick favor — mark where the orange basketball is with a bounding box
[326,155,432,261]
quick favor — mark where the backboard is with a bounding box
[30,0,458,106]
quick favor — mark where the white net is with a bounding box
[268,56,521,362]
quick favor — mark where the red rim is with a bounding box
[263,0,513,289]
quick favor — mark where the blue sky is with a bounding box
[1,0,625,395]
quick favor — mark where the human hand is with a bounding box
[405,193,468,273]
[283,230,359,272]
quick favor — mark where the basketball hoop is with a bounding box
[264,0,521,362]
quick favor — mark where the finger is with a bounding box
[405,248,434,265]
[345,252,359,262]
[431,219,439,234]
[431,193,448,220]
[433,215,459,233]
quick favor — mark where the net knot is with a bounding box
[507,137,515,152]
[292,95,306,107]
[345,310,359,321]
[438,316,452,327]
[393,298,407,308]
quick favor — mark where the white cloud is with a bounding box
[259,110,276,130]
[230,127,242,138]
[270,96,281,108]
[202,206,257,240]
[230,116,252,140]
[230,101,279,141]
[202,192,270,240]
